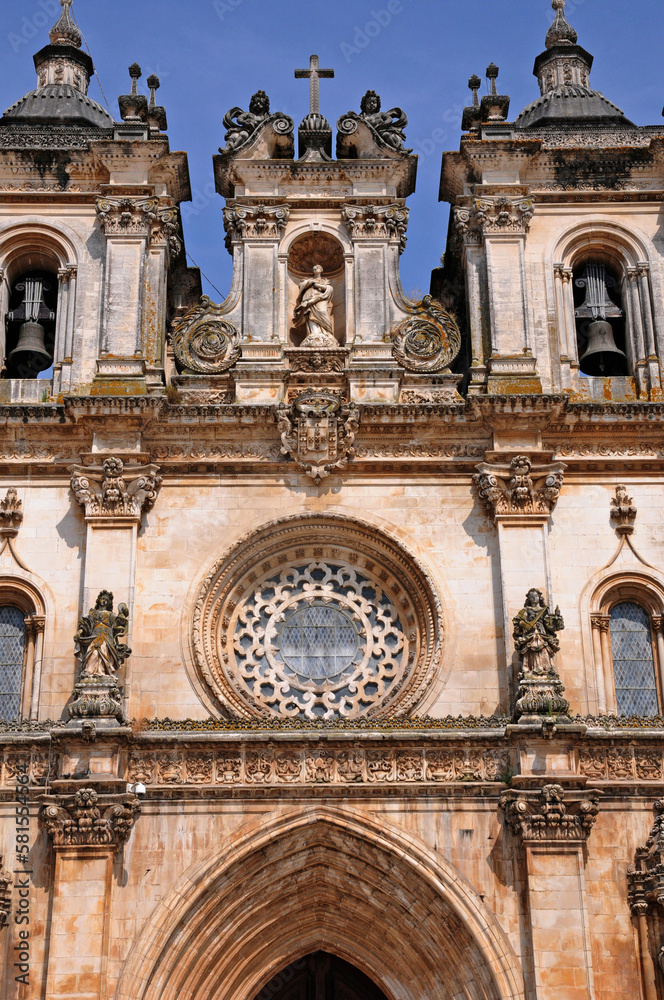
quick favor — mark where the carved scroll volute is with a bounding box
[391,296,462,374]
[170,296,241,375]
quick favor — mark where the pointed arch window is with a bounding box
[610,602,659,717]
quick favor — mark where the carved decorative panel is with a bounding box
[191,514,443,721]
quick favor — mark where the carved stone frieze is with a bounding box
[454,196,534,245]
[126,745,510,786]
[40,787,140,851]
[0,488,23,537]
[285,347,348,373]
[223,203,290,247]
[610,484,637,535]
[501,784,600,843]
[171,296,241,375]
[341,203,409,252]
[277,390,360,482]
[70,457,162,521]
[392,296,462,374]
[628,799,664,914]
[474,455,565,519]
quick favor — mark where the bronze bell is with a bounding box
[579,320,628,377]
[8,322,52,375]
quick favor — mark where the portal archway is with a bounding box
[115,807,524,1000]
[253,952,389,1000]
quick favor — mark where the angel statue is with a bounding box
[293,265,337,348]
[75,591,131,679]
[222,90,270,153]
[359,90,409,151]
[512,588,564,676]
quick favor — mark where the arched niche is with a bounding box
[253,952,389,1000]
[114,806,524,1000]
[287,232,346,345]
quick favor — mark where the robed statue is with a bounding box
[293,265,337,348]
[75,591,131,679]
[513,588,564,676]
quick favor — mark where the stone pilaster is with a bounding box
[501,783,600,1000]
[40,787,140,1000]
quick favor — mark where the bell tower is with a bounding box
[440,0,664,401]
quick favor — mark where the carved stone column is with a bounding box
[628,800,664,1000]
[590,613,611,715]
[474,455,565,716]
[70,456,161,721]
[40,786,140,1000]
[52,263,77,394]
[501,783,600,1000]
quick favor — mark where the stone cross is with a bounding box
[295,55,334,115]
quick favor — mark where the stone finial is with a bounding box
[486,63,499,95]
[479,63,510,122]
[146,73,168,132]
[49,0,82,48]
[462,74,483,131]
[0,488,23,538]
[501,784,600,844]
[610,485,637,535]
[118,63,149,123]
[546,0,578,48]
[40,788,141,851]
[469,74,481,107]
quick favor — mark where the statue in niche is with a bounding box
[360,90,408,151]
[75,591,131,679]
[513,589,564,676]
[293,265,337,348]
[222,90,271,153]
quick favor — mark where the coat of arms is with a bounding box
[277,390,360,483]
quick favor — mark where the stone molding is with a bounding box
[39,787,140,851]
[223,203,290,245]
[341,203,409,252]
[474,454,565,519]
[500,784,600,844]
[454,196,534,245]
[0,488,23,538]
[611,484,637,535]
[70,457,162,522]
[277,389,360,482]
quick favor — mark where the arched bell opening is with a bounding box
[573,258,628,377]
[287,232,346,346]
[4,269,57,379]
[253,952,390,1000]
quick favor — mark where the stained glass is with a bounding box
[0,606,25,721]
[279,603,359,679]
[610,602,658,717]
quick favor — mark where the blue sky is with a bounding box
[1,0,662,299]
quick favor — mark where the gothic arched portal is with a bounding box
[253,952,389,1000]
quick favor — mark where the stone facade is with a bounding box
[0,2,663,999]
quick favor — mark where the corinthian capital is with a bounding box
[500,784,600,844]
[474,454,565,520]
[40,787,141,852]
[70,457,162,523]
[455,195,534,244]
[95,195,159,237]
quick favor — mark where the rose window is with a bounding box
[233,562,407,718]
[191,514,443,721]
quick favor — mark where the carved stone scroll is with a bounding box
[500,783,600,844]
[70,457,162,522]
[474,455,565,519]
[391,296,462,373]
[170,296,241,375]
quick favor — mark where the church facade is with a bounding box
[0,1,663,998]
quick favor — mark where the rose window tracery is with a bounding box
[190,515,443,721]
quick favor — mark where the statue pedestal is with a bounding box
[514,670,570,725]
[68,676,125,727]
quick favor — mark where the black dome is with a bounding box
[1,84,114,129]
